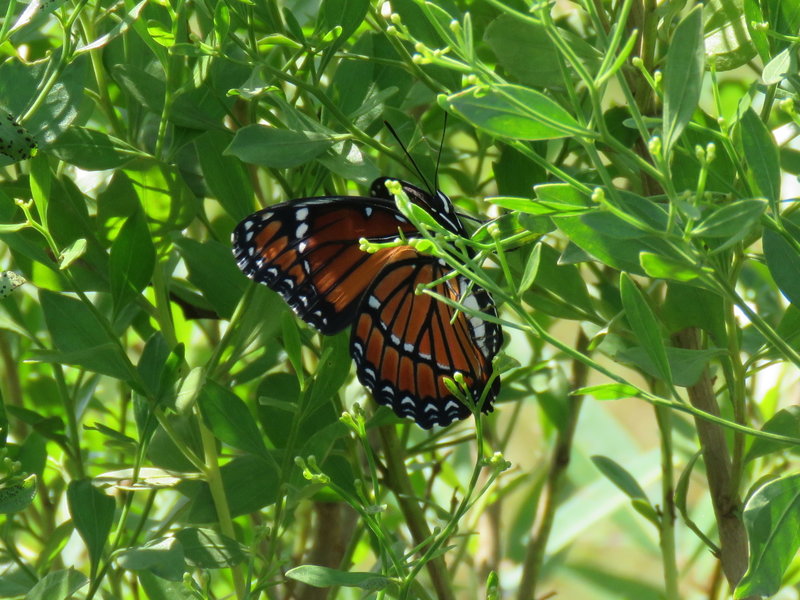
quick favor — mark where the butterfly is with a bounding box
[231,177,502,429]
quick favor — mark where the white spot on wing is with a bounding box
[368,295,381,309]
[365,206,373,217]
[296,222,308,238]
[296,207,309,220]
[403,343,414,352]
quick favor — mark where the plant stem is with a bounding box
[655,404,679,600]
[516,330,588,600]
[199,416,247,599]
[673,328,749,589]
[378,425,455,600]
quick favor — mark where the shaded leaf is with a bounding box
[225,125,334,168]
[67,480,116,577]
[735,474,800,598]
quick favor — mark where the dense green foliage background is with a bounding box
[0,0,799,598]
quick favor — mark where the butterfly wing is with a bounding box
[350,256,502,428]
[232,197,419,334]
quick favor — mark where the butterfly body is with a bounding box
[232,179,502,429]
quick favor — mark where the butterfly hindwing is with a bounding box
[350,256,502,429]
[232,197,418,334]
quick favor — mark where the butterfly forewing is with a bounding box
[232,197,418,334]
[350,257,502,429]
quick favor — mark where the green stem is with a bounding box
[199,416,246,599]
[655,405,680,600]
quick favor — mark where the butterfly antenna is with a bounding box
[434,112,447,191]
[383,121,435,196]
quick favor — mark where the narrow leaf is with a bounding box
[740,109,781,209]
[518,244,541,295]
[441,84,588,141]
[109,209,155,315]
[763,227,800,308]
[175,527,247,568]
[67,480,116,577]
[692,199,767,238]
[619,274,672,384]
[573,383,640,401]
[286,565,393,590]
[662,6,704,154]
[197,381,267,457]
[640,252,701,282]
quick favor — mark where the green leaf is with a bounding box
[174,238,247,319]
[285,565,393,590]
[321,0,369,42]
[518,244,541,295]
[704,0,757,71]
[762,47,796,85]
[116,537,186,582]
[39,290,133,380]
[225,125,334,168]
[692,199,767,238]
[137,571,195,600]
[9,0,68,35]
[616,346,725,387]
[0,57,87,146]
[740,108,781,207]
[484,15,561,88]
[573,383,640,401]
[185,455,280,522]
[735,474,800,598]
[620,274,672,384]
[67,480,115,577]
[175,527,247,568]
[194,130,255,221]
[674,451,700,522]
[746,406,800,462]
[591,455,658,526]
[48,127,140,170]
[441,84,588,141]
[0,474,37,514]
[57,238,86,270]
[662,6,704,155]
[281,312,305,390]
[109,209,155,315]
[307,332,353,411]
[197,381,268,457]
[763,227,800,308]
[640,252,702,282]
[23,569,88,600]
[126,164,199,236]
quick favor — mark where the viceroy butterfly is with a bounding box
[231,177,502,429]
